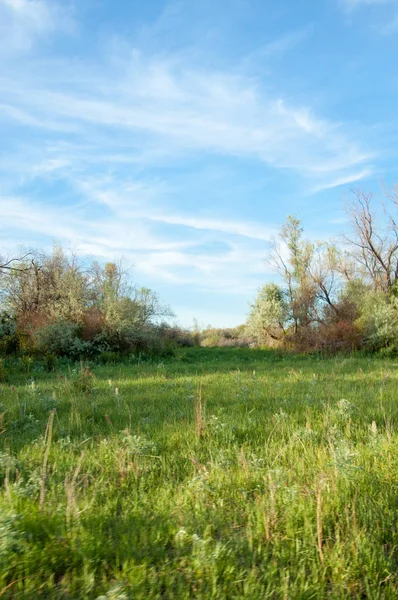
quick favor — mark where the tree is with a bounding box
[89,261,173,328]
[269,216,318,333]
[0,252,34,273]
[0,246,87,330]
[0,246,176,357]
[356,290,398,351]
[307,242,347,318]
[246,283,289,344]
[247,216,360,350]
[345,189,398,292]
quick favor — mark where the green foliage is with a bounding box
[43,353,57,372]
[1,246,88,325]
[245,283,288,345]
[281,215,313,282]
[70,364,95,394]
[199,325,249,347]
[278,215,318,329]
[357,291,398,350]
[98,351,122,364]
[0,311,19,356]
[1,348,398,598]
[34,321,90,358]
[157,322,200,348]
[0,510,22,568]
[0,247,175,359]
[20,355,34,375]
[0,358,8,383]
[247,213,398,353]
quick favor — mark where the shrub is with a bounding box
[245,283,289,346]
[43,353,57,372]
[71,365,95,394]
[200,326,252,348]
[81,308,105,341]
[0,359,8,383]
[35,321,91,358]
[357,292,398,351]
[156,323,199,348]
[21,355,34,375]
[318,321,364,353]
[1,248,173,360]
[0,312,19,356]
[135,328,176,358]
[98,351,121,364]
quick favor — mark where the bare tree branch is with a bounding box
[344,189,398,291]
[0,252,35,273]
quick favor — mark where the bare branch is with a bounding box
[344,188,398,291]
[0,253,34,273]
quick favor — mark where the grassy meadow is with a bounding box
[1,347,398,599]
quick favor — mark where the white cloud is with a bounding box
[239,29,311,72]
[310,168,373,193]
[0,0,73,53]
[0,13,375,307]
[339,0,398,36]
[0,52,373,185]
[378,13,398,31]
[342,0,398,8]
[0,193,274,294]
[146,213,278,242]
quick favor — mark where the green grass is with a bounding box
[1,347,398,599]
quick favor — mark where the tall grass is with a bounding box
[0,347,398,598]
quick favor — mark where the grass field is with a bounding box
[1,347,398,599]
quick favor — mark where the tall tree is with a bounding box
[270,216,317,333]
[0,252,34,273]
[345,189,398,292]
[246,283,289,344]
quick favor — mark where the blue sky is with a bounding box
[1,0,398,327]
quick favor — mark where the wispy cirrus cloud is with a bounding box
[339,0,398,35]
[341,0,398,8]
[0,0,378,324]
[0,51,373,185]
[0,193,272,295]
[0,45,373,287]
[310,168,373,194]
[0,0,73,54]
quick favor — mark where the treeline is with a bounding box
[3,186,398,360]
[246,187,398,354]
[0,247,197,363]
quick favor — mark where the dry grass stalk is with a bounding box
[132,454,140,479]
[316,481,324,565]
[264,472,276,542]
[190,456,207,475]
[65,451,85,531]
[238,449,250,476]
[385,416,392,442]
[352,490,358,556]
[0,412,5,434]
[39,409,56,512]
[194,381,205,439]
[4,465,11,503]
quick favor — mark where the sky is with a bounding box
[1,0,398,327]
